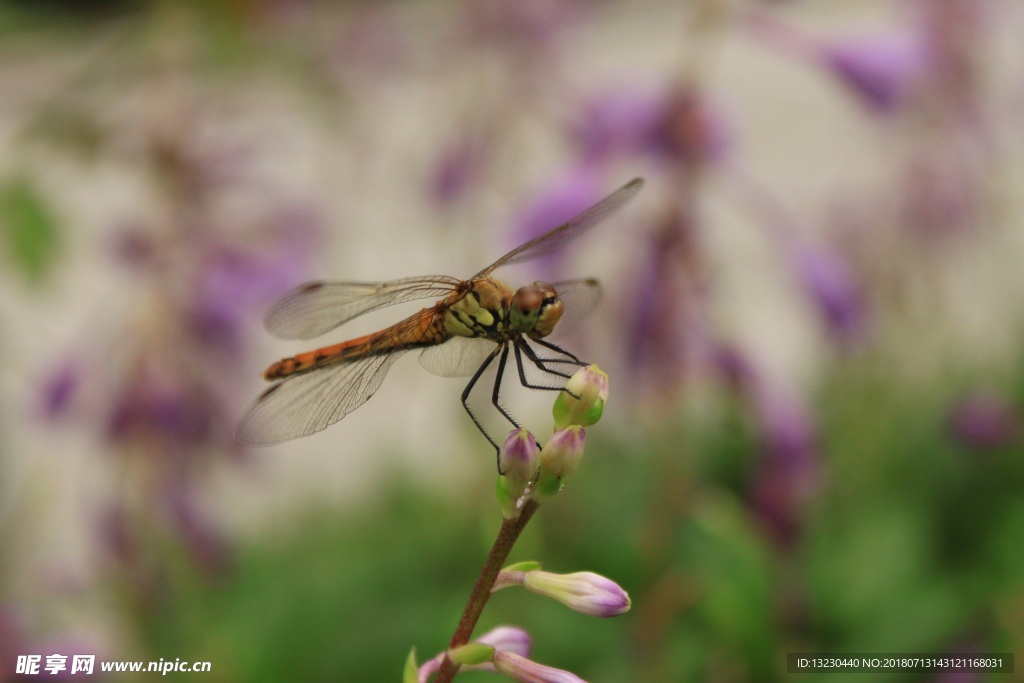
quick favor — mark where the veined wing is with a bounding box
[418,336,497,378]
[550,278,602,336]
[474,177,643,278]
[236,349,407,444]
[264,275,461,340]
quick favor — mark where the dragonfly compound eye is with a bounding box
[510,285,544,333]
[528,281,564,339]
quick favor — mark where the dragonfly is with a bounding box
[236,177,644,456]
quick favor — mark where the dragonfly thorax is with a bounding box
[509,281,563,339]
[442,278,564,341]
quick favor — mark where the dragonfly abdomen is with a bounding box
[263,308,447,380]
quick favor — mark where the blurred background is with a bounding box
[2,0,1023,681]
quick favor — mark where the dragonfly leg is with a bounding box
[516,341,574,384]
[462,346,503,456]
[531,337,587,365]
[490,343,524,428]
[518,342,586,399]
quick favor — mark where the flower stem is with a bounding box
[434,499,540,683]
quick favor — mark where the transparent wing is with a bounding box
[475,177,643,278]
[550,278,602,336]
[235,350,406,444]
[264,276,461,340]
[418,336,498,378]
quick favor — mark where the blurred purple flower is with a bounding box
[512,165,604,273]
[819,32,926,113]
[39,360,81,420]
[902,153,980,237]
[918,0,988,110]
[745,11,925,114]
[574,85,730,164]
[331,8,408,79]
[626,212,696,391]
[106,375,216,452]
[791,242,866,343]
[727,169,867,344]
[948,393,1019,451]
[429,135,485,207]
[165,488,231,575]
[98,504,138,567]
[189,203,318,358]
[110,223,158,269]
[0,606,28,678]
[465,0,583,52]
[714,345,821,543]
[575,87,666,162]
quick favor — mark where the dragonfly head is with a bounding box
[509,281,563,338]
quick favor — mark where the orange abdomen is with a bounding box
[263,307,448,380]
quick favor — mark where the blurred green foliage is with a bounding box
[0,174,60,285]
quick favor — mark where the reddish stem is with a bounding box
[434,500,540,683]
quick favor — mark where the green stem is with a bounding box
[434,499,540,683]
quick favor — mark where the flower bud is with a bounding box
[492,651,588,683]
[522,571,631,618]
[476,626,532,658]
[496,429,539,517]
[493,561,542,592]
[553,365,608,429]
[531,426,586,501]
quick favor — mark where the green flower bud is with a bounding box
[553,365,609,429]
[531,426,586,502]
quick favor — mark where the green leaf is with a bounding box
[403,648,418,683]
[0,175,61,284]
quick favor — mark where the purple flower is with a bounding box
[164,488,231,575]
[574,86,667,162]
[106,375,216,451]
[791,242,866,343]
[416,627,533,682]
[110,223,158,268]
[626,216,694,389]
[477,626,533,657]
[464,0,584,52]
[39,359,81,419]
[745,11,925,114]
[512,165,604,273]
[727,167,867,344]
[715,344,821,543]
[429,135,485,207]
[820,32,926,113]
[574,84,730,164]
[492,652,588,683]
[948,394,1019,450]
[190,213,317,358]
